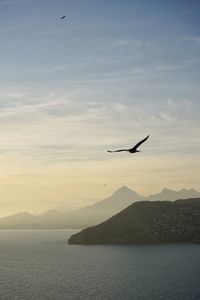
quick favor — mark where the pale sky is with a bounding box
[0,0,200,217]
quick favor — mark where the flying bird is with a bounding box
[61,15,66,20]
[107,135,149,154]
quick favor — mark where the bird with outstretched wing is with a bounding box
[107,135,149,153]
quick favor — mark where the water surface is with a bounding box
[0,230,200,300]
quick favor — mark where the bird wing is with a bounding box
[61,15,66,19]
[130,135,149,151]
[107,149,129,153]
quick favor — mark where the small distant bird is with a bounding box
[107,135,149,154]
[61,15,66,20]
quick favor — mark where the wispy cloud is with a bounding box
[180,35,200,45]
[0,83,199,171]
[0,0,18,6]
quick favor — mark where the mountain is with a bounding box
[1,187,200,229]
[83,186,143,212]
[0,186,143,229]
[68,198,200,244]
[73,186,144,226]
[147,188,200,201]
[0,212,39,229]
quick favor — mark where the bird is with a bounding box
[61,15,66,20]
[107,135,149,154]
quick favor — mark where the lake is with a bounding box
[0,230,200,300]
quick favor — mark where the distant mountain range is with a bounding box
[0,186,200,229]
[147,188,200,201]
[69,198,200,244]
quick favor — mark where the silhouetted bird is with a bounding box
[107,135,149,154]
[61,15,66,19]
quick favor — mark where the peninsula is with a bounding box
[68,198,200,244]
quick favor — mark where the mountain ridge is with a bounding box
[0,186,199,229]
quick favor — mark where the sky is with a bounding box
[0,0,200,217]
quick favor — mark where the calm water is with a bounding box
[0,230,200,300]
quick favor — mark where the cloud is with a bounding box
[0,85,199,170]
[108,38,145,48]
[0,0,19,6]
[180,35,200,45]
[0,40,199,170]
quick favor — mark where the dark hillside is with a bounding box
[69,198,200,244]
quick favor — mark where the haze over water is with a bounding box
[0,230,200,300]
